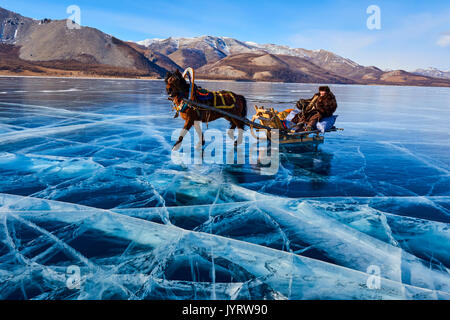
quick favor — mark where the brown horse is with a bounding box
[165,69,247,150]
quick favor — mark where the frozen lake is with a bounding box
[0,76,449,299]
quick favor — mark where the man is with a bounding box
[293,86,337,131]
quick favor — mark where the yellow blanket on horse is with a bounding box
[195,87,236,109]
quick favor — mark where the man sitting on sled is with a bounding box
[292,86,338,132]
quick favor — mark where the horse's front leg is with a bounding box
[193,121,205,150]
[173,119,193,151]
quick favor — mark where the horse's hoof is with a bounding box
[195,143,203,150]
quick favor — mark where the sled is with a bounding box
[249,106,342,146]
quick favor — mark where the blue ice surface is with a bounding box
[0,77,449,300]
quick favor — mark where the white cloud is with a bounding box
[286,9,450,70]
[437,33,450,47]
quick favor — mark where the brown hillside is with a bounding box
[197,53,355,84]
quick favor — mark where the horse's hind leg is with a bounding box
[227,120,236,141]
[235,122,244,146]
[230,119,244,146]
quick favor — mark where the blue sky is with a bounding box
[2,0,450,71]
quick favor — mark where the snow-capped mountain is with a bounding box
[135,35,450,86]
[413,67,450,80]
[135,36,383,81]
[137,36,315,62]
[138,36,258,55]
[1,5,450,86]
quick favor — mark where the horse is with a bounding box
[165,69,247,150]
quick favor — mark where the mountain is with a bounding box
[126,41,182,71]
[140,36,359,84]
[299,50,384,82]
[137,36,262,70]
[412,67,450,80]
[138,36,386,81]
[1,6,450,86]
[141,36,450,86]
[376,70,450,86]
[197,52,355,84]
[240,42,383,81]
[0,6,35,44]
[0,7,166,78]
[139,36,450,86]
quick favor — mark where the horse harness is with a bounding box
[172,87,237,127]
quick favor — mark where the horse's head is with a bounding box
[165,69,189,99]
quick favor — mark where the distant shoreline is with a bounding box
[0,74,161,81]
[1,74,449,89]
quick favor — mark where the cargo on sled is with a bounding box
[249,106,343,146]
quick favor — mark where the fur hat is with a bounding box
[318,86,330,93]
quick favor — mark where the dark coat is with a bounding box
[295,91,337,121]
[315,91,337,118]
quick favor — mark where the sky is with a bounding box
[2,0,450,71]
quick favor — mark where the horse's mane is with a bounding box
[165,70,190,97]
[165,70,186,83]
[164,71,172,83]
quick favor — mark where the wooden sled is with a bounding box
[250,106,342,146]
